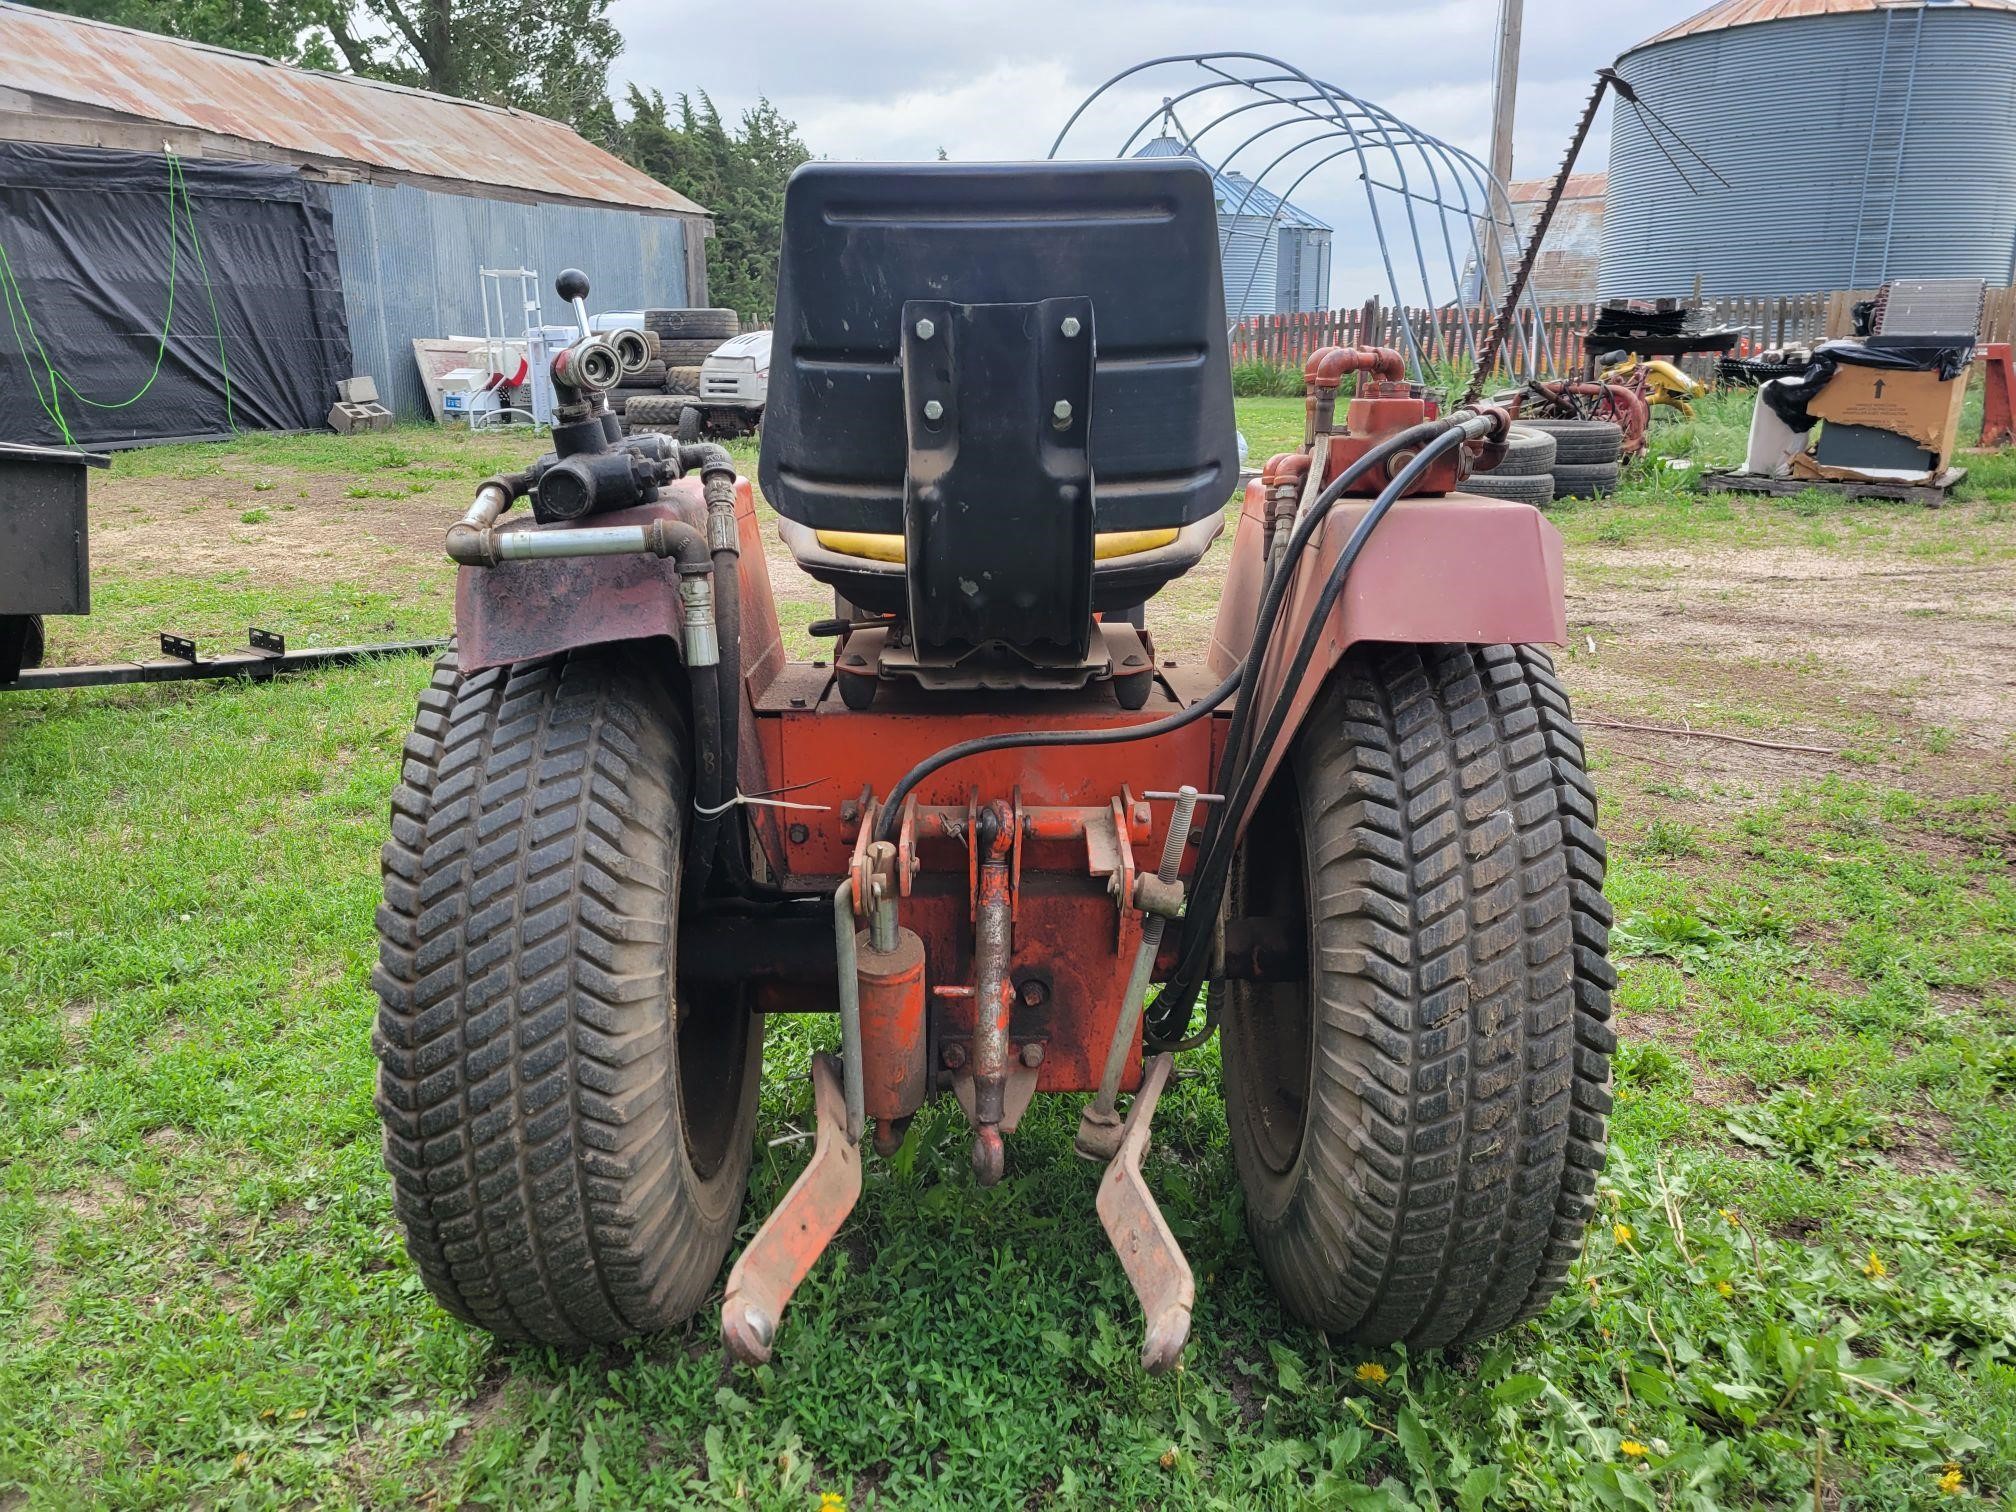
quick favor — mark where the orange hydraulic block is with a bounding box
[857,926,927,1157]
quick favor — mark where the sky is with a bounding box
[608,0,1716,307]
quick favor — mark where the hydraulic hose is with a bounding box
[867,418,1465,845]
[873,670,1241,844]
[688,445,751,895]
[1158,423,1479,1019]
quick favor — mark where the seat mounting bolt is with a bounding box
[1061,316,1082,337]
[923,399,945,421]
[1052,399,1073,426]
[915,318,936,340]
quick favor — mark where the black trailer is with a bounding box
[0,442,100,682]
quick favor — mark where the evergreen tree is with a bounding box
[618,89,810,319]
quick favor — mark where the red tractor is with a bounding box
[372,160,1614,1371]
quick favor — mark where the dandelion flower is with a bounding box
[1620,1440,1649,1459]
[1863,1250,1887,1279]
[1613,1223,1634,1245]
[1159,1446,1178,1470]
[1716,1280,1734,1297]
[1355,1362,1388,1385]
[819,1493,846,1512]
[1939,1465,1964,1494]
[1718,1208,1740,1225]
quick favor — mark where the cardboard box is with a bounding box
[1800,362,1968,481]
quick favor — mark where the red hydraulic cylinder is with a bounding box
[857,926,927,1158]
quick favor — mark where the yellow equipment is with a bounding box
[1600,353,1706,419]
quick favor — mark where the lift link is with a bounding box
[969,801,1018,1186]
[1076,785,1199,1160]
[720,1054,861,1367]
[720,861,895,1367]
[1074,787,1202,1376]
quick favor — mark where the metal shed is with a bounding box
[1600,0,2016,298]
[0,2,711,424]
[1135,136,1332,319]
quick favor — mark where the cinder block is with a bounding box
[336,375,380,404]
[328,400,395,435]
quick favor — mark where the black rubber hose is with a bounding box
[867,421,1458,847]
[873,669,1243,844]
[1158,425,1473,1019]
[685,623,728,902]
[1214,421,1446,779]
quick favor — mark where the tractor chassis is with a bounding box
[391,256,1609,1374]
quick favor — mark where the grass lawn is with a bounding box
[3,395,2015,1508]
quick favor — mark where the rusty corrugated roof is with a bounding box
[0,2,704,215]
[1633,0,2016,50]
[1508,172,1606,204]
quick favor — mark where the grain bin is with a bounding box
[1598,0,2016,298]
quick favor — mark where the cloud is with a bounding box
[611,0,1712,305]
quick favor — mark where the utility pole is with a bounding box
[1483,0,1524,306]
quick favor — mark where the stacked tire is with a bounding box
[1462,425,1555,506]
[624,394,692,436]
[1521,419,1623,500]
[616,359,670,392]
[644,308,738,368]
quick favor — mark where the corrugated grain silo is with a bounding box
[1598,0,2016,298]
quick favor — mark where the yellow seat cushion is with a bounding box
[812,527,1179,565]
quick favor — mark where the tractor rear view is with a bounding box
[371,159,1615,1371]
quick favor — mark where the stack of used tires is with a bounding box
[1463,418,1625,504]
[1527,419,1623,500]
[620,308,739,434]
[1460,425,1555,505]
[645,307,739,370]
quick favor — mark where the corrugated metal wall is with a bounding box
[1601,4,2016,298]
[328,182,690,417]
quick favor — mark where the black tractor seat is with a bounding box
[759,159,1240,671]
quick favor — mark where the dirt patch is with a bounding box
[1617,1007,1755,1108]
[92,472,467,592]
[1885,1110,1967,1177]
[59,1174,132,1222]
[1568,544,2016,747]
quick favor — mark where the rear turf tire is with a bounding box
[1222,643,1614,1347]
[372,647,762,1347]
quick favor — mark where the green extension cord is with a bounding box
[0,150,236,445]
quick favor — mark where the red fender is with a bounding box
[1207,478,1566,832]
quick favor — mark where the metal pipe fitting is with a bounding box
[610,328,653,376]
[444,475,528,566]
[446,494,714,578]
[833,879,866,1145]
[552,335,623,395]
[679,575,721,668]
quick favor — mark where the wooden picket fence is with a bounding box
[1231,287,2016,378]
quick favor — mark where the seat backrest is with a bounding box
[759,160,1239,542]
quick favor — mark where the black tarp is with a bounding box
[0,143,350,448]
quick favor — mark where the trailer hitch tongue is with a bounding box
[1095,1052,1194,1374]
[721,1053,862,1366]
